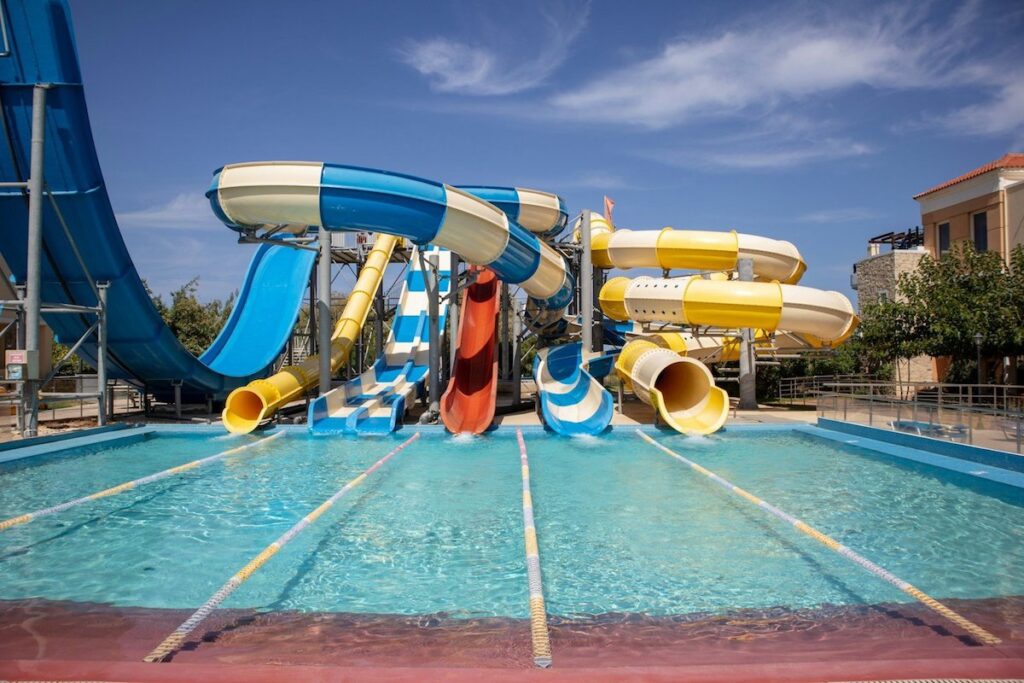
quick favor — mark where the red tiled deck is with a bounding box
[1,597,1023,681]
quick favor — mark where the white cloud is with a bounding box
[549,1,1006,130]
[399,2,589,95]
[645,135,873,171]
[796,208,878,223]
[117,193,215,230]
[939,75,1024,136]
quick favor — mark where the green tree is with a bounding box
[150,278,236,357]
[895,243,1024,381]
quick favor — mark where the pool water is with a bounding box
[0,428,1022,619]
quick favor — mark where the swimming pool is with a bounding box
[1,425,1022,623]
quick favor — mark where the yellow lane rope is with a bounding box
[517,429,553,668]
[143,431,421,663]
[636,430,1002,646]
[0,431,286,532]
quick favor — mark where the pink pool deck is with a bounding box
[2,596,1022,681]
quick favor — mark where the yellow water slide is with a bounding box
[577,212,856,434]
[222,234,399,433]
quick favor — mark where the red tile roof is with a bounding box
[913,153,1024,199]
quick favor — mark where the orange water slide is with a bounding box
[441,268,500,434]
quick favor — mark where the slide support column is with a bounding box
[512,297,522,404]
[22,84,48,438]
[580,210,594,353]
[317,228,332,396]
[427,252,440,419]
[738,258,758,410]
[96,282,109,426]
[501,282,510,379]
[374,262,385,358]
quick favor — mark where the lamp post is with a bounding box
[974,332,983,384]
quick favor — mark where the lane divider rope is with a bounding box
[0,431,287,532]
[517,428,553,668]
[635,429,1002,646]
[143,431,421,663]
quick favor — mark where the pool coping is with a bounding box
[0,424,156,465]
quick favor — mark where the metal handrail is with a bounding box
[817,390,1023,454]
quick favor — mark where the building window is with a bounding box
[972,211,988,251]
[877,291,889,303]
[938,222,950,254]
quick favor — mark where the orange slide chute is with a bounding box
[441,268,500,434]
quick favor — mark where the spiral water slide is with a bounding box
[0,0,315,402]
[586,213,858,434]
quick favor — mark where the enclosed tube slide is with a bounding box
[580,211,806,284]
[615,339,728,434]
[221,233,398,433]
[600,276,857,345]
[441,267,500,434]
[601,275,856,434]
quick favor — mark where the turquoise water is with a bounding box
[0,428,1022,618]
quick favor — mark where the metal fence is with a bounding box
[817,390,1023,454]
[1,374,142,430]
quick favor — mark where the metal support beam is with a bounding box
[500,282,510,379]
[426,252,441,420]
[317,228,332,396]
[580,211,594,353]
[96,282,109,425]
[374,264,386,358]
[737,258,758,410]
[173,381,182,420]
[511,297,522,405]
[22,85,48,437]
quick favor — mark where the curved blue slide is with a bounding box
[0,0,314,400]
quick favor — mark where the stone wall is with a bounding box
[853,248,935,383]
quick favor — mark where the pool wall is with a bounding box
[0,424,154,465]
[805,419,1024,491]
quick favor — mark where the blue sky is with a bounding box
[70,0,1024,304]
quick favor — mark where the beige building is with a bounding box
[914,153,1024,260]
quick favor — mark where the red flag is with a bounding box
[603,196,615,223]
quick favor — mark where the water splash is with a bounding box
[448,433,479,446]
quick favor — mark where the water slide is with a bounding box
[308,246,451,434]
[533,343,615,436]
[440,267,500,435]
[582,212,857,434]
[0,0,314,400]
[222,233,398,433]
[207,163,611,434]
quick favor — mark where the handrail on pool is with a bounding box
[0,431,286,532]
[516,429,553,668]
[635,430,1002,646]
[143,431,421,663]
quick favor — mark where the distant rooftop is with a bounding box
[913,153,1024,199]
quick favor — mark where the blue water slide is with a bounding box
[532,343,614,436]
[0,0,314,399]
